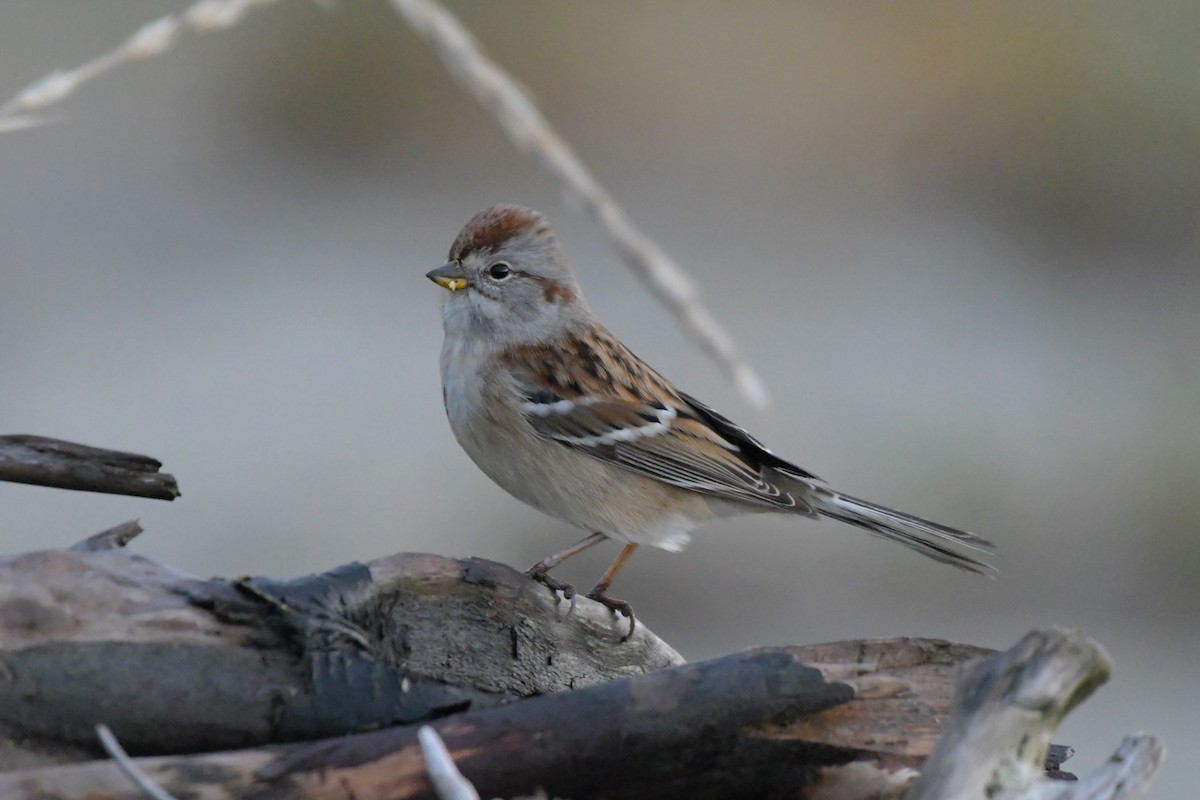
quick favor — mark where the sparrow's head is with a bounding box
[427,205,588,341]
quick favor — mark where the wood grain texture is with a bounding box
[0,539,1162,799]
[907,628,1164,800]
[0,548,681,768]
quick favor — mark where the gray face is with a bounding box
[428,208,589,344]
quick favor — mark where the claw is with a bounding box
[585,589,636,641]
[525,568,577,616]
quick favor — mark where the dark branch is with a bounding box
[0,435,179,500]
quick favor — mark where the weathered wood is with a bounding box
[1038,735,1163,800]
[68,520,145,552]
[253,647,858,800]
[0,535,1163,799]
[0,548,682,768]
[0,632,1102,800]
[0,642,960,800]
[906,628,1164,800]
[0,435,179,500]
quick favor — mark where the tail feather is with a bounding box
[810,489,996,575]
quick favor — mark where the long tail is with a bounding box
[809,489,996,574]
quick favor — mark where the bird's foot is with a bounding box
[585,588,636,641]
[524,567,578,615]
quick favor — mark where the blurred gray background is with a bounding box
[1,2,1196,795]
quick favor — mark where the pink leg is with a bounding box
[525,531,609,606]
[587,543,640,640]
[526,531,607,576]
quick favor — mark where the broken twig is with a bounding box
[0,435,179,500]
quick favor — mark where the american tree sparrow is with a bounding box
[428,205,994,636]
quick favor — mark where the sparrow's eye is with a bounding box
[488,262,512,280]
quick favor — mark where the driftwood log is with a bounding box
[0,534,989,798]
[0,436,1166,798]
[0,544,684,766]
